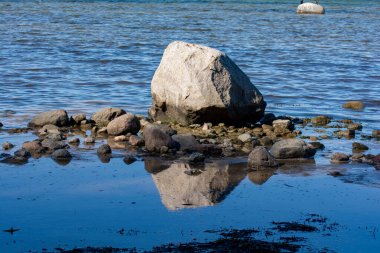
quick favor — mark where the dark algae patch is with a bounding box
[61,216,339,253]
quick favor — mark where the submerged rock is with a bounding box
[106,113,140,135]
[352,142,369,152]
[342,101,365,110]
[331,153,350,163]
[149,41,266,125]
[248,146,278,170]
[311,116,331,126]
[91,108,126,127]
[29,110,70,127]
[270,139,316,159]
[297,3,325,14]
[123,155,137,165]
[2,142,14,150]
[372,130,380,138]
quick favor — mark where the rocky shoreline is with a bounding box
[0,107,379,171]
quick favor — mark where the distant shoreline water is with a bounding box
[0,0,379,128]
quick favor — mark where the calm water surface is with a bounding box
[0,0,379,127]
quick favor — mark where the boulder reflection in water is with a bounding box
[145,159,246,210]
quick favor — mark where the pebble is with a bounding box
[68,138,80,144]
[2,142,14,150]
[352,142,369,151]
[84,137,95,144]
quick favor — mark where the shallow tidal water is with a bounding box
[1,0,380,252]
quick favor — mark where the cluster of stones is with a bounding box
[1,41,379,171]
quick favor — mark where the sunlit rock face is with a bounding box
[148,161,246,210]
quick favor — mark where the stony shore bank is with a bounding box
[0,107,379,172]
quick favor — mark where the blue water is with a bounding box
[0,0,379,127]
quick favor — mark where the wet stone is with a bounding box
[51,149,72,160]
[248,146,278,170]
[308,141,325,150]
[129,135,145,146]
[84,137,95,144]
[188,152,205,164]
[71,113,86,125]
[331,153,350,163]
[334,130,355,138]
[2,142,14,150]
[114,135,128,142]
[352,142,369,152]
[123,155,136,165]
[347,123,362,130]
[68,138,80,144]
[97,144,112,156]
[342,101,365,110]
[372,130,380,138]
[311,116,331,126]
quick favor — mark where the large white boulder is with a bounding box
[149,41,266,125]
[297,3,325,14]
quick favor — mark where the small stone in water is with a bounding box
[372,130,380,138]
[352,142,369,151]
[2,142,14,150]
[331,153,350,163]
[342,101,365,110]
[68,138,80,144]
[97,144,112,156]
[84,137,95,144]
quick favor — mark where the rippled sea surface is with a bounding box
[0,0,379,127]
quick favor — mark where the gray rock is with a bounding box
[188,152,205,164]
[29,110,70,127]
[238,133,252,143]
[106,113,140,135]
[129,135,145,146]
[71,113,86,125]
[172,134,200,152]
[14,148,31,158]
[270,139,316,159]
[331,153,350,163]
[51,149,72,160]
[38,124,61,135]
[248,146,278,170]
[97,144,112,156]
[149,41,266,125]
[297,3,325,14]
[91,108,126,127]
[2,142,14,150]
[143,124,177,152]
[41,139,67,151]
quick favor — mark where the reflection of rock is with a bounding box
[149,161,246,210]
[248,170,274,185]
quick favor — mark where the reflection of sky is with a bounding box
[1,150,380,252]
